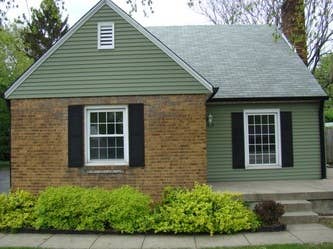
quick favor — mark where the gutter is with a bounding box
[207,96,329,103]
[206,87,219,102]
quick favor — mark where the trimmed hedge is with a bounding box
[0,190,36,231]
[152,184,260,235]
[0,185,260,234]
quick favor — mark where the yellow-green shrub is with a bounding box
[34,185,152,233]
[152,184,260,235]
[0,190,36,231]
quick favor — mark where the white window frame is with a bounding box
[243,109,282,169]
[84,105,128,166]
[97,22,115,49]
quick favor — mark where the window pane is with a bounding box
[99,112,106,123]
[90,148,99,159]
[249,135,254,144]
[249,155,255,164]
[262,125,268,134]
[256,145,262,153]
[263,145,269,153]
[270,145,276,153]
[116,112,123,122]
[100,137,107,147]
[116,137,124,147]
[249,145,255,153]
[255,115,261,124]
[269,115,275,124]
[108,148,116,159]
[255,135,261,144]
[100,148,107,159]
[116,148,124,159]
[249,125,254,134]
[107,124,115,134]
[107,112,115,122]
[255,125,261,133]
[90,124,98,135]
[262,115,268,123]
[263,135,269,144]
[248,116,254,124]
[269,125,275,134]
[99,124,107,134]
[263,154,269,164]
[270,154,276,163]
[116,124,123,134]
[269,135,275,144]
[91,113,97,123]
[256,154,262,164]
[90,137,99,147]
[108,137,115,147]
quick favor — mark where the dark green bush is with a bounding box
[0,190,36,231]
[152,184,260,235]
[34,185,152,233]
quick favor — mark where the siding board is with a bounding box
[207,102,321,181]
[10,4,208,99]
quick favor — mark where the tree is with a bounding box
[188,0,333,73]
[21,0,69,61]
[0,27,33,160]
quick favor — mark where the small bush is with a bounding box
[152,184,260,235]
[0,190,36,231]
[254,200,285,226]
[106,186,152,233]
[34,185,152,233]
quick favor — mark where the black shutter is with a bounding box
[232,112,245,169]
[68,105,84,167]
[280,111,293,167]
[129,104,145,167]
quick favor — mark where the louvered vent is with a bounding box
[98,22,114,49]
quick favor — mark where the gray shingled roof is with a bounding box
[148,25,326,99]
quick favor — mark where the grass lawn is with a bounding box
[209,244,333,249]
[0,161,9,168]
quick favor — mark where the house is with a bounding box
[4,0,327,197]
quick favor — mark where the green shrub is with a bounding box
[34,185,152,233]
[152,184,260,235]
[0,190,36,231]
[106,186,152,233]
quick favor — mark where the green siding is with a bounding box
[9,5,208,99]
[207,102,321,181]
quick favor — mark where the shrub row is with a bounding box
[0,184,261,234]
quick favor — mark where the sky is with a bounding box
[7,0,210,27]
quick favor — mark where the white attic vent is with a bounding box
[98,22,115,49]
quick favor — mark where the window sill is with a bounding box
[81,165,130,175]
[245,165,282,170]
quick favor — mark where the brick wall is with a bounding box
[10,94,207,198]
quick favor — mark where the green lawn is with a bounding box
[0,161,9,168]
[210,244,333,249]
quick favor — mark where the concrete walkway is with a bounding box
[0,224,333,249]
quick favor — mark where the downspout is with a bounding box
[319,100,326,179]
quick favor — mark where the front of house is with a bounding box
[4,0,327,197]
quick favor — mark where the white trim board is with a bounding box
[4,0,213,99]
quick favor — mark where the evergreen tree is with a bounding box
[21,0,69,61]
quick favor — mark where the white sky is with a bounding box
[7,0,210,26]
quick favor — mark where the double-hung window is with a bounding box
[244,109,281,169]
[85,106,128,166]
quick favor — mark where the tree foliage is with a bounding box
[0,27,33,160]
[188,0,333,72]
[21,0,69,61]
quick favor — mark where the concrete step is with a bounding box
[280,211,319,224]
[278,200,313,212]
[243,191,333,202]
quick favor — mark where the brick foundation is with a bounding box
[10,94,207,198]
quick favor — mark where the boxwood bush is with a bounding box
[34,185,152,233]
[0,190,36,231]
[152,184,260,235]
[0,184,260,234]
